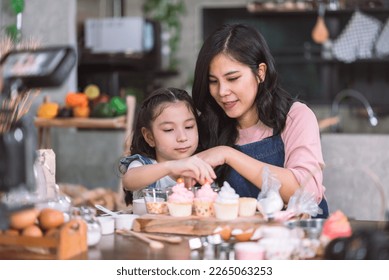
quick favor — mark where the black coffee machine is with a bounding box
[0,46,76,230]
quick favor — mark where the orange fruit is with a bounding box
[84,84,100,100]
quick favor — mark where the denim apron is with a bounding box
[225,135,329,218]
[120,154,157,189]
[120,154,157,205]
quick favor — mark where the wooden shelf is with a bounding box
[34,116,126,130]
[34,95,136,149]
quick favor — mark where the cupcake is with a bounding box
[193,181,218,217]
[238,197,258,217]
[320,210,352,245]
[213,181,239,220]
[167,179,194,217]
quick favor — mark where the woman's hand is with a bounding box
[196,146,231,168]
[167,155,216,185]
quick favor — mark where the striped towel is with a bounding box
[332,11,382,63]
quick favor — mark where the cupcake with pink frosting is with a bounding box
[214,181,240,220]
[167,179,194,217]
[193,181,218,217]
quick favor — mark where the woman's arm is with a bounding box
[122,155,216,191]
[197,104,325,204]
[196,146,299,203]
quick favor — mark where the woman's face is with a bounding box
[142,101,198,162]
[208,53,263,128]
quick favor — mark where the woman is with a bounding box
[192,23,328,218]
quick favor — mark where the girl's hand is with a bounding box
[167,155,216,185]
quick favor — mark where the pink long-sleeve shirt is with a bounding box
[236,102,326,202]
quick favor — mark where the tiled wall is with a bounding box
[322,134,389,221]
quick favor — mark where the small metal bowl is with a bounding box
[285,218,326,239]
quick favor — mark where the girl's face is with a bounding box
[208,53,266,129]
[142,101,198,162]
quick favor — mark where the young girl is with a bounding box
[192,24,329,218]
[120,87,216,205]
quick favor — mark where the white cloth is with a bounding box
[332,11,382,63]
[375,18,389,57]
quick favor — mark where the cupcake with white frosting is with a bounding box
[213,181,240,220]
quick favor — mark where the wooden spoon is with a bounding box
[142,233,183,244]
[117,229,182,244]
[312,4,329,44]
[124,230,165,249]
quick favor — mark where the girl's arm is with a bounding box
[122,155,216,191]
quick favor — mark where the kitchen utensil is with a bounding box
[141,232,183,244]
[285,218,325,239]
[114,214,139,231]
[95,204,118,217]
[97,216,115,235]
[312,4,329,44]
[132,198,147,215]
[116,230,182,244]
[123,230,164,249]
[117,229,182,244]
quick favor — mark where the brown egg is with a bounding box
[9,208,40,230]
[214,225,232,241]
[232,228,254,242]
[38,208,65,230]
[4,229,20,236]
[45,228,60,238]
[22,225,43,237]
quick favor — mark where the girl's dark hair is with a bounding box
[128,87,199,158]
[121,87,198,205]
[192,23,295,184]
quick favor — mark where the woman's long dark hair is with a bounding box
[192,23,295,183]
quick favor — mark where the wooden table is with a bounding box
[88,233,192,260]
[86,219,386,260]
[0,219,386,260]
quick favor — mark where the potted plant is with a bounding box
[143,0,186,71]
[4,0,25,42]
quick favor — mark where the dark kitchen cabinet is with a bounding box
[77,20,176,103]
[202,6,389,107]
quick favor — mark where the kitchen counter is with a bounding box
[88,233,191,260]
[86,219,385,260]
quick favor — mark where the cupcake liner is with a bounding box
[194,201,214,217]
[214,202,239,220]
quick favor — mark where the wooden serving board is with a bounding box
[132,214,266,236]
